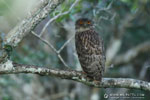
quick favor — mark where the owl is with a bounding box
[75,18,105,82]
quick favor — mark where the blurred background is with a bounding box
[0,0,150,100]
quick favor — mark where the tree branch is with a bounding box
[113,41,150,65]
[31,31,70,68]
[4,0,65,47]
[1,0,150,92]
[39,0,79,37]
[0,60,150,91]
[1,0,66,63]
[106,11,140,66]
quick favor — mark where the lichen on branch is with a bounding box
[0,63,149,91]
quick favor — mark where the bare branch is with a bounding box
[4,0,66,47]
[39,0,79,37]
[57,35,74,53]
[106,11,141,66]
[30,0,79,68]
[32,31,70,68]
[113,41,150,65]
[0,61,150,91]
[58,54,70,68]
[31,31,58,53]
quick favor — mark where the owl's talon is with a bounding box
[93,80,100,84]
[81,71,86,74]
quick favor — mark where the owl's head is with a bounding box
[75,18,93,31]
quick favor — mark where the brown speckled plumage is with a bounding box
[75,18,105,81]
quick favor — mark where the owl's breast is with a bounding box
[75,31,91,55]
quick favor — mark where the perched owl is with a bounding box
[75,18,105,81]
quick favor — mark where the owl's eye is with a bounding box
[79,21,83,25]
[87,21,91,24]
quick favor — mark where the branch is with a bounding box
[1,0,66,63]
[31,31,70,68]
[4,0,65,47]
[0,60,150,91]
[31,31,57,53]
[31,0,79,67]
[113,41,150,65]
[106,11,140,66]
[39,0,79,37]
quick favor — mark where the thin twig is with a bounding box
[31,0,80,68]
[4,0,65,46]
[39,0,79,37]
[58,54,69,68]
[31,31,58,53]
[32,31,70,68]
[113,41,150,65]
[58,35,74,53]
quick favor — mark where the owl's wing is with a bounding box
[75,30,105,81]
[81,31,104,56]
[82,31,105,63]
